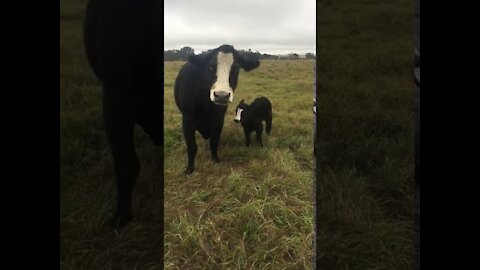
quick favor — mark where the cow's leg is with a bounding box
[103,95,138,229]
[209,135,221,163]
[182,116,197,174]
[255,122,264,147]
[209,118,224,163]
[244,128,251,147]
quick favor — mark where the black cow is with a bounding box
[174,45,260,175]
[83,0,162,229]
[234,97,272,147]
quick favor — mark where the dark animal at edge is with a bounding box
[83,0,163,229]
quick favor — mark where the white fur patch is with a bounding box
[210,52,234,103]
[234,108,243,121]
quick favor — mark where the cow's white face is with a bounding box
[188,45,260,106]
[234,108,243,122]
[210,52,234,105]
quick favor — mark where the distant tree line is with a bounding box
[164,47,316,61]
[164,46,196,61]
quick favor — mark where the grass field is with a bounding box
[163,60,315,269]
[315,0,415,269]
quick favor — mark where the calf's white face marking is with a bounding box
[234,108,243,121]
[210,52,234,103]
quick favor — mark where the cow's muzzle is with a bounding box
[212,91,231,106]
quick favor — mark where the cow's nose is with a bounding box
[214,91,230,99]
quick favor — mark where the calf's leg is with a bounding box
[244,128,251,147]
[255,122,264,147]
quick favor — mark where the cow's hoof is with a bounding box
[185,166,195,175]
[110,212,133,230]
[212,157,221,163]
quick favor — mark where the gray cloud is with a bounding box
[164,0,316,54]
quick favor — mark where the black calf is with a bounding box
[234,97,272,147]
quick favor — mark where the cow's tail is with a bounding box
[265,109,272,135]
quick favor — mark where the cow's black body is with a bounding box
[83,0,162,229]
[174,45,260,174]
[234,97,272,147]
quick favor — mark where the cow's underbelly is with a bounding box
[195,114,213,139]
[189,110,225,140]
[197,126,211,139]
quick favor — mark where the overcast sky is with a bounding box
[164,0,316,55]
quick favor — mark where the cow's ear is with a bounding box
[236,53,260,72]
[188,54,209,67]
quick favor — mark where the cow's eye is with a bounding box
[208,65,216,71]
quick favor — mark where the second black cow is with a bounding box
[174,45,260,174]
[84,0,162,229]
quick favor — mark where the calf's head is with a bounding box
[189,45,260,106]
[234,99,248,123]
